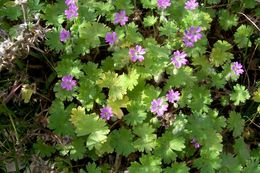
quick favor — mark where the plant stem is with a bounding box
[21,4,27,27]
[113,153,121,173]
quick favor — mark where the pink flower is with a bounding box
[185,0,199,10]
[166,89,180,103]
[60,29,70,42]
[65,0,77,6]
[231,62,244,76]
[105,32,118,46]
[129,45,146,62]
[100,106,113,120]
[171,50,188,68]
[114,10,128,26]
[183,26,202,47]
[64,3,78,20]
[61,75,77,91]
[157,0,171,9]
[150,98,168,116]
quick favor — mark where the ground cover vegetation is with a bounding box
[0,0,259,172]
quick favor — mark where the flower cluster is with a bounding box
[129,45,146,62]
[185,0,199,10]
[114,10,128,26]
[105,32,118,46]
[60,29,70,42]
[157,0,171,9]
[171,50,188,68]
[151,89,181,116]
[191,138,201,149]
[61,75,77,91]
[64,0,78,20]
[100,106,113,120]
[231,62,244,76]
[183,26,202,47]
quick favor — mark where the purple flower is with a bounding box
[100,106,113,120]
[105,32,118,46]
[231,62,244,76]
[64,3,78,20]
[129,45,146,62]
[166,89,180,103]
[183,26,202,47]
[114,10,128,26]
[61,75,77,91]
[171,50,188,68]
[191,138,201,149]
[150,98,168,116]
[157,0,171,9]
[185,0,199,10]
[60,29,70,42]
[65,0,77,6]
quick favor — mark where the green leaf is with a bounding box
[27,0,43,13]
[114,0,133,13]
[97,70,139,101]
[107,96,129,119]
[97,71,125,101]
[242,158,260,173]
[54,80,78,102]
[77,62,104,108]
[97,71,118,88]
[243,0,256,9]
[230,84,250,105]
[21,84,36,103]
[234,25,253,49]
[133,123,157,152]
[109,128,135,156]
[193,156,221,173]
[210,73,226,89]
[124,103,147,126]
[119,69,140,91]
[182,11,213,30]
[188,86,212,113]
[33,139,56,157]
[140,0,157,9]
[0,5,22,20]
[210,40,233,67]
[42,1,66,26]
[218,9,238,31]
[111,48,130,70]
[45,29,64,52]
[48,100,75,136]
[56,58,83,78]
[69,138,86,160]
[164,162,190,173]
[220,153,242,173]
[234,138,250,165]
[129,154,162,173]
[76,21,110,54]
[86,163,101,173]
[77,78,101,110]
[154,131,185,164]
[70,107,109,150]
[227,111,245,137]
[252,88,260,102]
[165,67,196,88]
[143,15,158,27]
[159,21,178,38]
[122,22,143,46]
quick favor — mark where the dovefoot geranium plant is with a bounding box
[43,0,259,172]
